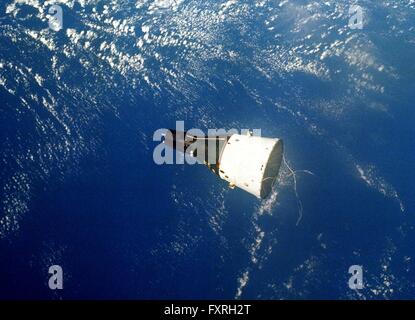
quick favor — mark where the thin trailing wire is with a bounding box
[262,176,277,182]
[262,156,315,226]
[287,169,316,177]
[283,155,304,226]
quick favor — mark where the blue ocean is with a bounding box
[0,0,414,299]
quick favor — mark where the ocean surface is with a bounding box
[0,0,414,299]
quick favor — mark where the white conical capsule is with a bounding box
[217,134,283,199]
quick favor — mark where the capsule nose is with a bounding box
[161,129,173,148]
[163,129,196,154]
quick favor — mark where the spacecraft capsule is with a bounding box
[164,130,283,199]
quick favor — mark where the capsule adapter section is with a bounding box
[217,134,284,199]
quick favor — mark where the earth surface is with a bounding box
[0,0,415,299]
